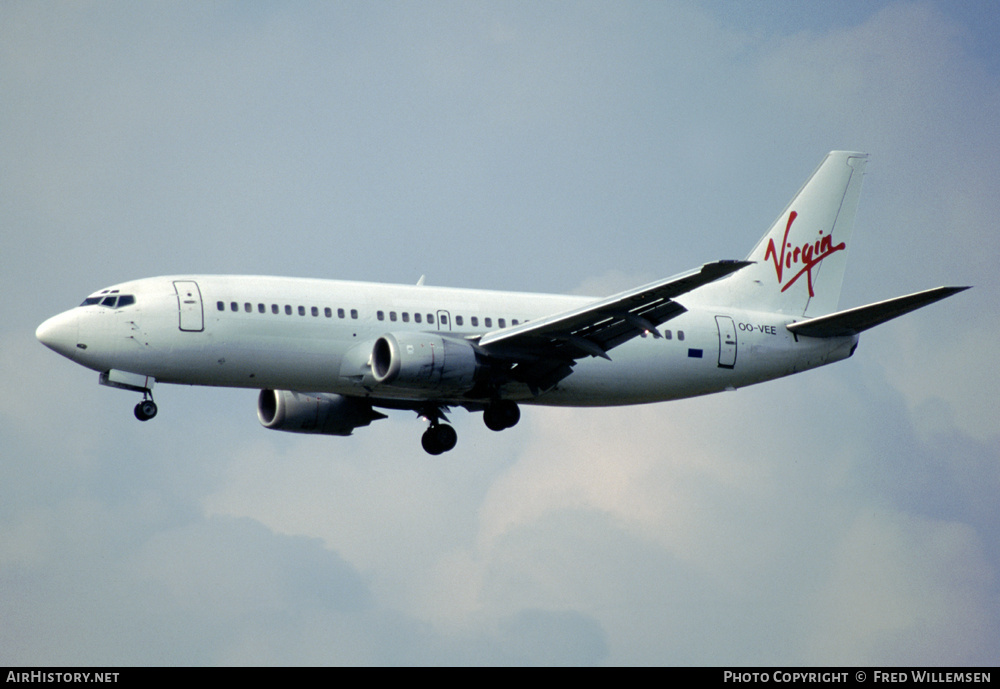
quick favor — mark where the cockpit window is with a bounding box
[80,294,136,309]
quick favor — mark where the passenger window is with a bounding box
[485,317,492,328]
[377,311,384,321]
[455,315,463,326]
[402,312,409,323]
[512,319,519,326]
[351,309,358,319]
[325,307,332,318]
[244,303,252,313]
[311,306,319,317]
[414,313,422,323]
[217,301,225,311]
[390,312,397,322]
[498,318,506,328]
[664,329,672,340]
[285,305,292,315]
[440,314,447,325]
[337,308,345,318]
[678,330,685,341]
[258,303,265,314]
[101,296,117,307]
[470,316,479,327]
[298,306,306,316]
[230,302,238,312]
[272,304,279,314]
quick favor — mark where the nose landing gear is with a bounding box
[99,371,158,422]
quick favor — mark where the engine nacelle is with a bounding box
[257,389,385,436]
[371,332,480,393]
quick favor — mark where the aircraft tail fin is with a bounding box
[710,151,869,317]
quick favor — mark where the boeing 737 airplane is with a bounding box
[37,151,967,454]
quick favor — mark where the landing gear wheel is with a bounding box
[134,399,157,421]
[421,423,458,455]
[483,400,520,431]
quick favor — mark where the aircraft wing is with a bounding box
[477,260,750,391]
[786,286,970,338]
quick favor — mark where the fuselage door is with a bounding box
[436,310,452,331]
[174,281,204,332]
[715,315,737,369]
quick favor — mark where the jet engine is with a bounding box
[257,389,386,436]
[371,332,481,393]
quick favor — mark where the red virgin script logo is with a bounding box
[763,211,845,296]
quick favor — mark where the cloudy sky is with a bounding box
[2,1,998,666]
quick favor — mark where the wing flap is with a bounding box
[786,286,969,338]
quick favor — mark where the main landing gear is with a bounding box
[421,422,458,455]
[133,393,157,421]
[418,404,458,455]
[483,400,520,431]
[419,401,521,455]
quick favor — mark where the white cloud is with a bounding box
[806,510,995,665]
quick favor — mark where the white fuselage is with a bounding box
[38,274,857,407]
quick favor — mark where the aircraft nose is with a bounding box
[36,310,80,359]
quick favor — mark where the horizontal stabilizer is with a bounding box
[786,286,970,338]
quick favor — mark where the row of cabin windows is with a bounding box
[215,300,520,330]
[217,301,359,320]
[639,328,684,340]
[375,311,518,329]
[212,299,678,339]
[377,310,436,325]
